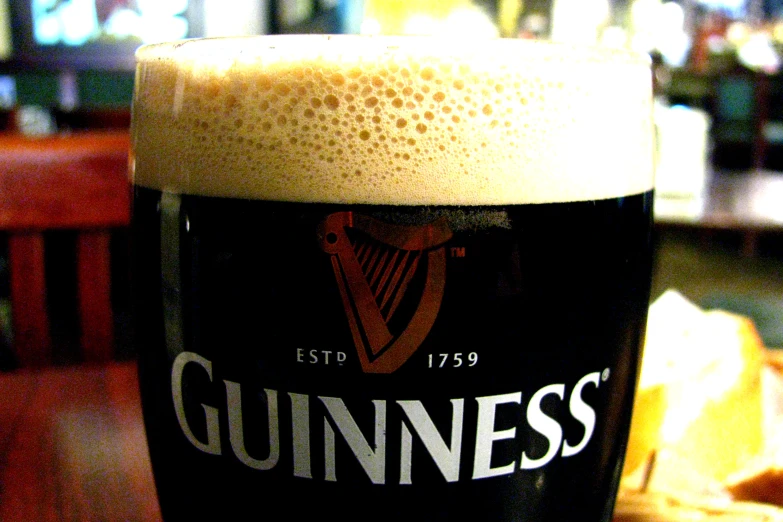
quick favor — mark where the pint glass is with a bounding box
[131,36,654,521]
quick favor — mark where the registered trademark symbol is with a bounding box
[601,368,610,382]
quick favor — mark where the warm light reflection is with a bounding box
[551,0,610,45]
[361,0,498,37]
[629,0,690,66]
[748,175,783,224]
[737,33,781,73]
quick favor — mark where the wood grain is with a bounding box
[0,362,162,521]
[77,230,114,362]
[8,232,50,367]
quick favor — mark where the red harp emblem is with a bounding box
[318,212,453,374]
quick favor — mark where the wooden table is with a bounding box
[1,362,777,521]
[0,362,161,521]
[655,170,783,256]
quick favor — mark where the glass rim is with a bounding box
[135,35,651,69]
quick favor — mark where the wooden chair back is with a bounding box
[0,131,130,367]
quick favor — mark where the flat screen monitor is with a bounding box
[9,0,205,71]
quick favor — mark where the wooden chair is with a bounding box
[0,131,130,367]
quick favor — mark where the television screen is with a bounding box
[9,0,205,70]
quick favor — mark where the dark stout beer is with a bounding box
[131,37,654,521]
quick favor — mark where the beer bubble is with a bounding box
[274,84,291,96]
[225,95,238,109]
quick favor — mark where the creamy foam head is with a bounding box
[131,36,653,204]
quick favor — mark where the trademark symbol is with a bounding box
[450,247,466,258]
[601,368,610,382]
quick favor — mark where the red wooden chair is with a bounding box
[0,131,130,367]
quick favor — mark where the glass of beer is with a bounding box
[131,36,654,521]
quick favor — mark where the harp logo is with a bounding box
[318,212,453,374]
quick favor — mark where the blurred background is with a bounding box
[0,0,782,367]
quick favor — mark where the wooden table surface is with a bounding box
[1,362,777,522]
[654,170,783,256]
[0,362,162,521]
